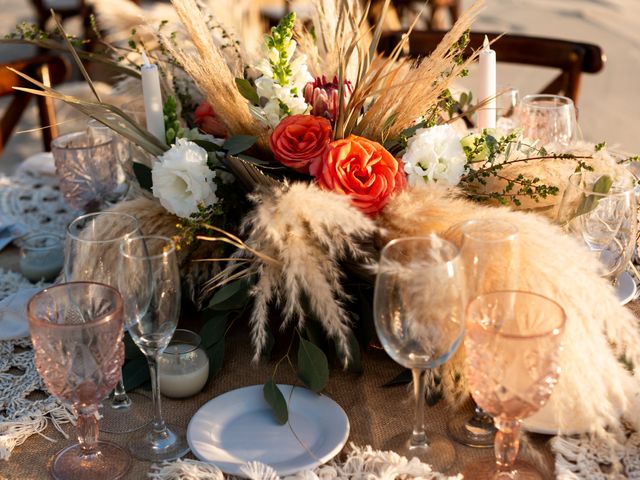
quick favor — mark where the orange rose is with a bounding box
[317,135,406,215]
[195,101,228,138]
[269,115,332,175]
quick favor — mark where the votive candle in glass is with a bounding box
[158,329,209,398]
[19,233,64,282]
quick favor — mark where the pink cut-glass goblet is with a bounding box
[462,291,566,480]
[27,282,131,480]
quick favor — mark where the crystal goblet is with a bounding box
[516,94,578,147]
[27,282,131,480]
[118,235,190,461]
[462,291,566,480]
[374,236,465,471]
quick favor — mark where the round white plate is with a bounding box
[616,271,636,306]
[0,288,42,340]
[187,384,349,477]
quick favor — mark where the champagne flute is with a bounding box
[556,169,637,284]
[462,291,566,479]
[448,219,519,448]
[65,212,150,433]
[374,236,465,471]
[118,235,190,461]
[516,94,578,147]
[27,282,131,480]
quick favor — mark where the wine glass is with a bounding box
[27,282,131,480]
[495,87,519,131]
[87,117,130,203]
[374,236,465,471]
[448,219,520,448]
[118,235,190,461]
[516,94,578,147]
[462,291,566,479]
[556,169,637,284]
[65,212,150,434]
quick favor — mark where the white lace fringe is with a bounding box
[148,444,463,480]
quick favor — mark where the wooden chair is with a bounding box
[378,30,605,105]
[388,0,460,30]
[0,55,71,154]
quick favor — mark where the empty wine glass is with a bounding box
[556,169,637,283]
[87,117,130,203]
[462,291,566,479]
[118,235,190,461]
[448,219,520,448]
[374,236,465,471]
[65,212,150,434]
[495,87,519,131]
[516,94,578,147]
[27,282,131,480]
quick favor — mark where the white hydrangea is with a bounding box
[151,139,218,218]
[402,124,467,186]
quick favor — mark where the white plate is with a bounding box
[0,288,42,340]
[616,271,637,306]
[187,384,349,477]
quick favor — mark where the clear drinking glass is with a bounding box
[87,117,130,203]
[52,131,119,211]
[448,219,520,448]
[516,94,578,147]
[556,170,637,282]
[462,291,566,480]
[65,212,150,434]
[27,282,131,480]
[118,235,190,461]
[495,87,519,131]
[374,236,465,472]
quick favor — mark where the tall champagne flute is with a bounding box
[65,212,149,433]
[462,291,566,480]
[118,235,190,461]
[448,219,520,448]
[374,236,465,472]
[28,282,131,480]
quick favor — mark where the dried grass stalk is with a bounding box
[162,0,267,144]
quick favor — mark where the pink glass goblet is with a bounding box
[27,282,132,480]
[462,291,566,480]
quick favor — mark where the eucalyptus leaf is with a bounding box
[206,339,225,379]
[263,378,288,425]
[297,337,329,392]
[193,139,221,152]
[223,135,257,155]
[575,175,613,217]
[133,162,153,191]
[200,314,227,348]
[235,78,260,106]
[122,357,150,391]
[207,279,251,311]
[382,369,412,387]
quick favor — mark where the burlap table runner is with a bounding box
[0,320,559,480]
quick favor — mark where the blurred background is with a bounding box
[0,0,638,174]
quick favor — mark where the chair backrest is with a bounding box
[378,30,605,105]
[0,55,70,154]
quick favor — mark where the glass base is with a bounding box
[99,391,151,434]
[448,413,496,448]
[462,457,544,480]
[128,423,190,462]
[49,441,131,480]
[385,431,456,472]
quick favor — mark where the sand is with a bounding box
[0,0,638,174]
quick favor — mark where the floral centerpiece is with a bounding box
[8,0,640,442]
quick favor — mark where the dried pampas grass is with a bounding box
[225,182,379,362]
[379,183,640,438]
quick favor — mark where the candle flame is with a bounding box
[483,35,490,50]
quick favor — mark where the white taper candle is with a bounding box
[141,52,166,143]
[477,36,497,131]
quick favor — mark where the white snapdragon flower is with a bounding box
[402,124,467,186]
[151,139,218,218]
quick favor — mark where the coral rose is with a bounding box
[269,114,332,175]
[194,101,228,138]
[317,135,406,215]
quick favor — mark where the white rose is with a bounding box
[151,139,218,218]
[401,124,467,186]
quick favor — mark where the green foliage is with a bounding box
[122,357,150,391]
[575,174,613,217]
[263,379,288,425]
[595,142,606,152]
[132,162,153,191]
[235,78,260,105]
[207,278,252,311]
[223,135,257,155]
[297,337,329,392]
[265,13,296,87]
[164,96,181,145]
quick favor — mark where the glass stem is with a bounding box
[494,417,522,472]
[110,377,131,409]
[76,405,100,457]
[147,353,167,436]
[410,368,429,448]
